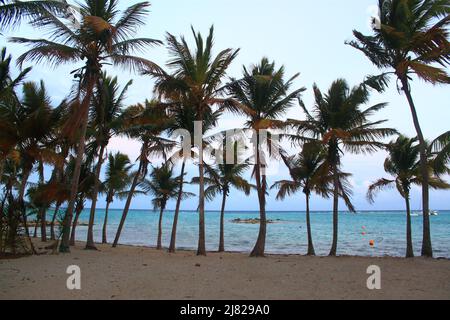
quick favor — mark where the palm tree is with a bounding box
[102,152,132,244]
[226,57,305,257]
[287,79,396,256]
[348,0,450,257]
[368,135,450,258]
[112,101,174,247]
[85,73,132,250]
[192,138,253,252]
[141,163,191,250]
[271,143,330,256]
[200,163,253,252]
[15,81,61,242]
[0,47,31,184]
[165,104,220,253]
[151,26,239,256]
[10,0,162,253]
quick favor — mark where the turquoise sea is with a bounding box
[65,209,450,258]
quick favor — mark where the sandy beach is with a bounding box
[0,242,449,300]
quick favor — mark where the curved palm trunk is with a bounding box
[157,202,166,250]
[305,192,315,256]
[86,144,106,250]
[102,198,111,244]
[112,155,145,248]
[405,194,414,258]
[251,134,266,257]
[39,207,47,242]
[36,161,47,242]
[218,190,227,252]
[50,202,61,241]
[329,164,339,256]
[18,168,36,254]
[169,161,186,253]
[197,161,206,255]
[400,78,432,258]
[59,76,96,253]
[33,220,38,238]
[69,200,84,246]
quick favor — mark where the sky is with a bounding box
[1,0,449,211]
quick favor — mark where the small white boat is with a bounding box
[412,211,438,216]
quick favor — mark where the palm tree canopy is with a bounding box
[430,130,450,175]
[348,0,450,85]
[104,151,133,202]
[152,25,239,121]
[0,47,31,96]
[9,0,162,72]
[142,163,193,210]
[88,72,132,147]
[288,79,396,156]
[368,135,450,202]
[272,142,331,200]
[227,57,305,130]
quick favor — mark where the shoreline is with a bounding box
[1,241,449,300]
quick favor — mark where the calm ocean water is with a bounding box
[65,209,450,258]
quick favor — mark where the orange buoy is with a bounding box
[369,240,375,247]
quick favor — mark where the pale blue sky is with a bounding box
[1,0,449,211]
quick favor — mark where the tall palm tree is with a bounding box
[200,163,253,253]
[112,101,174,248]
[10,0,162,253]
[165,103,220,253]
[226,57,305,257]
[271,143,330,256]
[142,163,191,250]
[102,152,132,244]
[151,26,239,256]
[368,135,449,258]
[85,73,132,250]
[348,0,450,257]
[287,79,396,256]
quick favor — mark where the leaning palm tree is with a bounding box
[151,26,239,256]
[287,79,396,256]
[348,0,450,257]
[102,152,132,244]
[141,163,191,250]
[112,101,174,248]
[271,143,330,256]
[192,142,253,252]
[10,0,162,253]
[368,135,450,258]
[84,73,132,250]
[226,57,305,257]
